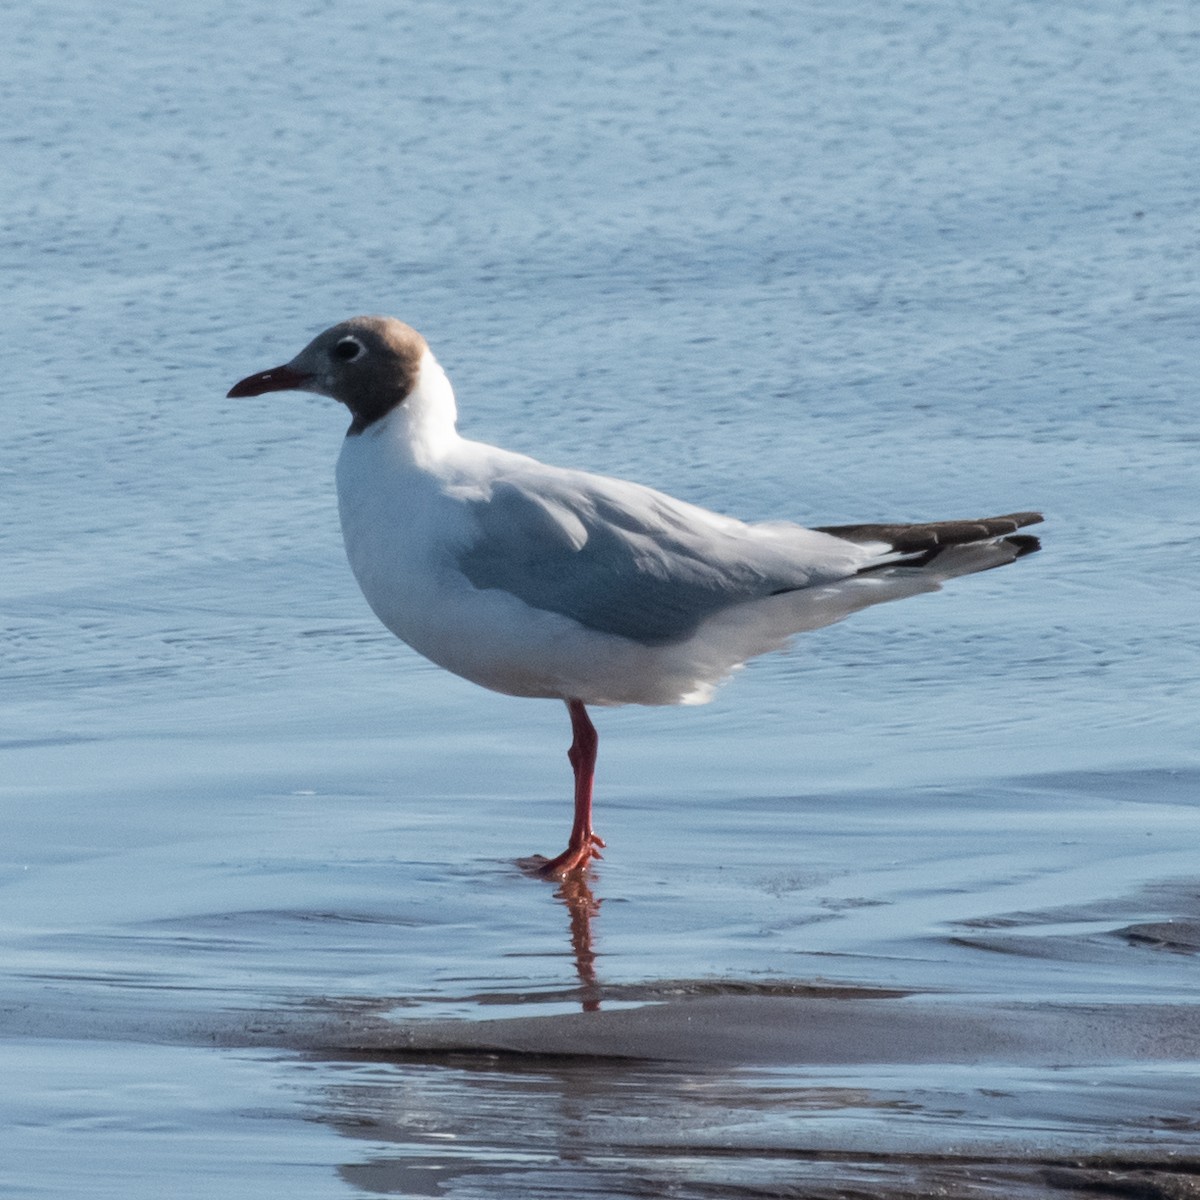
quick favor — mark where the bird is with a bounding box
[228,316,1042,877]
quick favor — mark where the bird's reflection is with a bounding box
[553,872,603,1012]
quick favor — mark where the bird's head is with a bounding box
[228,316,430,434]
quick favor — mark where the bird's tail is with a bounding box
[816,511,1043,577]
[780,510,1043,622]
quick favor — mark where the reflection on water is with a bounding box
[554,874,603,1014]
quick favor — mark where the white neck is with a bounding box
[365,349,461,465]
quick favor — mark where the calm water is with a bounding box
[3,1,1199,1196]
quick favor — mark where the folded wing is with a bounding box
[456,469,867,644]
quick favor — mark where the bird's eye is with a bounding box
[331,336,364,362]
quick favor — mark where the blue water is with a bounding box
[3,1,1199,1196]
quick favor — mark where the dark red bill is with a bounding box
[226,365,313,398]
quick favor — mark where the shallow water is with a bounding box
[3,0,1199,1196]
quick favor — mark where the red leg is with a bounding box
[532,699,606,878]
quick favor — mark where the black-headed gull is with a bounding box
[229,317,1042,876]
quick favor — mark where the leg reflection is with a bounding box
[554,872,602,1012]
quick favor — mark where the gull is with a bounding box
[229,316,1041,877]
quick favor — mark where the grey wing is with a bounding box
[456,474,842,644]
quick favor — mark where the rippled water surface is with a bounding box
[3,1,1198,1196]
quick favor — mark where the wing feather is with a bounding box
[456,469,860,644]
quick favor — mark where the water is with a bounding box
[3,0,1199,1196]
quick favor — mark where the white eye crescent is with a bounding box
[331,336,364,362]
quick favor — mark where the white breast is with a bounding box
[335,409,599,700]
[337,420,459,647]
